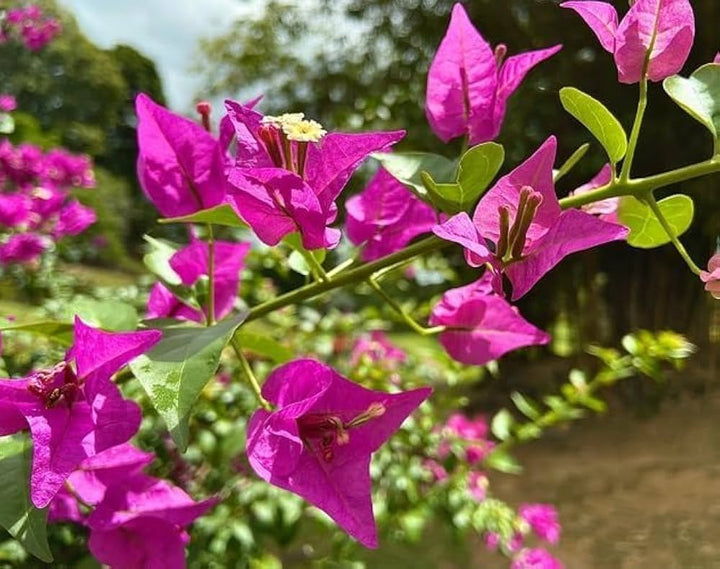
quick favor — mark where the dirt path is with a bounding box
[487,393,720,568]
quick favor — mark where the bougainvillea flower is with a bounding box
[441,412,495,463]
[467,471,489,502]
[225,100,404,249]
[519,503,561,544]
[346,168,438,261]
[561,0,695,84]
[511,548,564,569]
[700,252,720,299]
[429,274,550,365]
[246,359,431,548]
[715,53,720,64]
[0,94,17,112]
[0,194,32,227]
[52,200,97,238]
[0,232,48,264]
[147,239,250,323]
[569,163,619,222]
[433,137,628,300]
[49,444,155,524]
[136,93,227,217]
[87,473,217,569]
[426,3,561,145]
[0,318,161,508]
[349,330,407,367]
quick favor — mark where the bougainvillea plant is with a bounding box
[1,1,718,567]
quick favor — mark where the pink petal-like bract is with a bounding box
[430,274,550,365]
[0,319,161,508]
[246,359,431,548]
[433,137,628,299]
[346,169,437,261]
[425,3,497,143]
[136,93,227,216]
[560,2,619,52]
[146,239,250,323]
[426,3,560,144]
[564,0,695,83]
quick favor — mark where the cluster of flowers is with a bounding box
[425,413,562,568]
[0,139,97,265]
[128,0,706,557]
[0,4,61,51]
[0,319,216,566]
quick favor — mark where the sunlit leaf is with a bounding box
[618,194,694,249]
[129,313,247,450]
[0,434,52,562]
[560,87,627,163]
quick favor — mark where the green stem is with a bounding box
[245,236,449,323]
[206,224,216,326]
[230,336,272,410]
[620,76,648,183]
[559,155,720,210]
[644,194,702,275]
[299,247,329,282]
[367,277,445,336]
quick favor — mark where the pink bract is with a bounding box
[0,318,161,508]
[561,0,695,83]
[519,503,561,544]
[426,3,561,145]
[246,359,431,548]
[147,239,250,323]
[433,137,628,300]
[346,168,437,261]
[700,253,720,299]
[136,93,228,217]
[224,99,404,250]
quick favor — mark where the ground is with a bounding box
[489,391,720,568]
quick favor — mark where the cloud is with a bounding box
[57,0,252,110]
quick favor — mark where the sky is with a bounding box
[57,0,258,111]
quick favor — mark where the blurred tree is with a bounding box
[199,0,720,344]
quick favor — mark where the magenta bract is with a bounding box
[0,318,161,508]
[700,253,720,299]
[246,359,431,548]
[426,3,561,145]
[430,274,550,365]
[346,168,437,261]
[433,137,628,299]
[561,0,695,83]
[136,93,227,217]
[147,239,251,323]
[224,99,404,250]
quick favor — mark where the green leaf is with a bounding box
[490,408,514,441]
[0,113,14,135]
[554,143,590,182]
[560,87,628,163]
[663,63,720,143]
[235,330,293,363]
[510,392,541,420]
[456,142,504,205]
[372,151,457,198]
[484,449,522,474]
[129,313,247,450]
[0,321,73,347]
[417,143,504,213]
[70,298,139,331]
[158,203,248,229]
[143,235,182,287]
[284,233,327,277]
[0,434,52,562]
[618,194,694,249]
